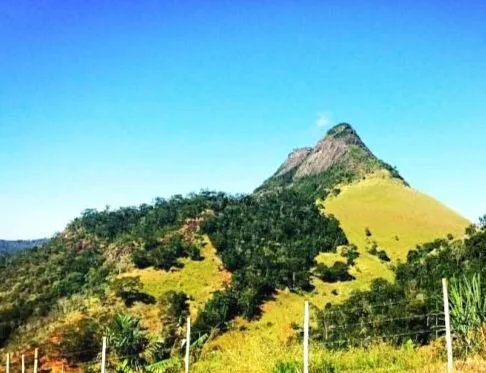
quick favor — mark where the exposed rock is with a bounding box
[275,147,312,177]
[294,123,374,178]
[258,122,403,192]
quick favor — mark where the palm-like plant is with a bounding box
[109,314,149,372]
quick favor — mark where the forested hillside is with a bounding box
[0,189,348,371]
[0,123,478,372]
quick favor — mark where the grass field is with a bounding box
[125,235,230,318]
[194,249,394,372]
[323,174,470,261]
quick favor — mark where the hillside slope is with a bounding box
[0,123,474,372]
[323,173,470,260]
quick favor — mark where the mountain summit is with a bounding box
[257,123,404,194]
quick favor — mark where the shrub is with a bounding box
[314,262,355,283]
[193,290,239,336]
[111,276,155,306]
[341,244,359,266]
[132,249,151,269]
[368,246,391,262]
[159,290,190,328]
[273,361,300,373]
[450,274,486,356]
[376,250,391,262]
[58,317,102,363]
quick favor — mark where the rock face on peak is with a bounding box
[257,123,404,195]
[294,123,374,179]
[275,147,313,177]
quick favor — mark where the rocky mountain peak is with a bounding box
[257,122,403,194]
[275,147,313,177]
[294,123,373,179]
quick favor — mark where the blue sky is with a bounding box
[1,0,485,239]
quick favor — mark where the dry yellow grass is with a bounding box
[323,175,469,261]
[194,255,393,372]
[125,235,229,317]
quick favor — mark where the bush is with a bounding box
[132,249,151,269]
[159,291,190,328]
[450,274,486,356]
[341,244,359,266]
[273,361,300,373]
[111,276,155,306]
[193,290,239,336]
[369,246,391,262]
[157,291,190,359]
[314,262,355,283]
[58,317,102,363]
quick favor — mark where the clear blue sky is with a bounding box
[1,0,485,239]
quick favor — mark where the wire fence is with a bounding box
[1,278,481,372]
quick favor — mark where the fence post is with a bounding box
[6,352,9,373]
[185,317,191,373]
[34,348,38,373]
[22,354,25,373]
[442,278,453,373]
[304,301,309,373]
[101,336,107,373]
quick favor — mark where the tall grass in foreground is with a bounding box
[449,274,486,356]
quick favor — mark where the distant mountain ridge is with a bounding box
[257,123,404,195]
[0,238,48,254]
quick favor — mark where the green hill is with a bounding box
[323,173,470,261]
[0,123,476,373]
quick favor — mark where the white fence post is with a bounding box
[185,317,191,373]
[21,354,25,373]
[34,348,38,373]
[101,336,107,373]
[304,301,309,373]
[442,278,453,373]
[6,352,9,373]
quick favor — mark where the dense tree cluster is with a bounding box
[0,236,110,346]
[0,191,230,347]
[0,189,347,363]
[69,191,232,242]
[132,235,201,271]
[194,189,347,335]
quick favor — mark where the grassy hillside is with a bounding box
[0,177,475,372]
[194,248,394,372]
[323,173,470,260]
[194,173,471,372]
[124,235,230,317]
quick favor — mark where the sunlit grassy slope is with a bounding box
[194,174,470,372]
[195,250,394,372]
[323,174,470,261]
[125,235,229,317]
